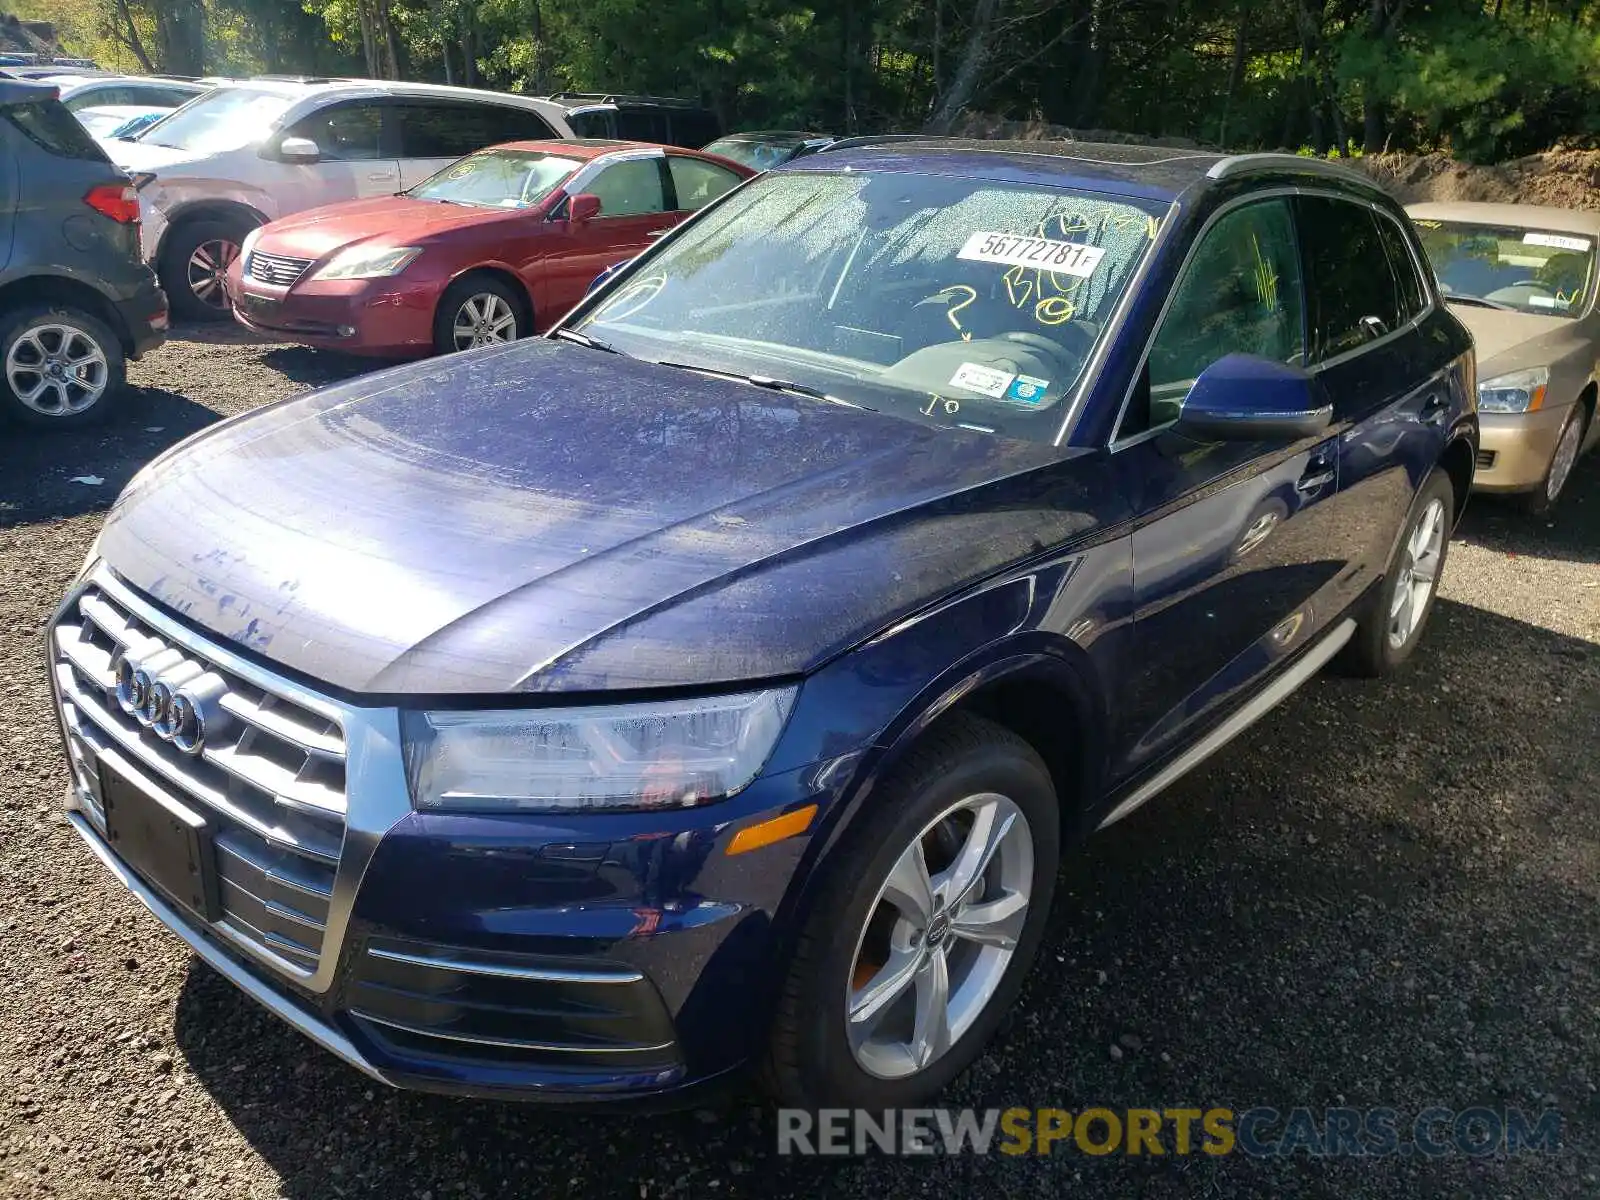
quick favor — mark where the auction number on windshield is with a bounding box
[958,231,1106,277]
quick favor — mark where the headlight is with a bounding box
[315,246,422,281]
[239,225,263,263]
[1478,366,1548,413]
[401,686,797,814]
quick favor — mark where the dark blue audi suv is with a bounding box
[49,139,1477,1109]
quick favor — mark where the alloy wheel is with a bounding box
[5,322,109,417]
[845,792,1034,1080]
[452,293,518,351]
[1546,413,1585,504]
[1387,497,1445,650]
[187,238,240,311]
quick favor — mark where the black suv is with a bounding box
[539,91,721,147]
[0,77,166,426]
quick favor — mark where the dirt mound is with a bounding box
[1357,148,1600,210]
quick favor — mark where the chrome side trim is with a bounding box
[365,945,645,985]
[1097,616,1357,829]
[1205,153,1373,184]
[351,1009,674,1055]
[65,810,393,1088]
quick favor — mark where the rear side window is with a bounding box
[1296,195,1405,360]
[1374,212,1429,322]
[667,155,742,211]
[614,107,669,143]
[671,109,721,148]
[398,103,556,159]
[2,100,105,160]
[567,109,614,138]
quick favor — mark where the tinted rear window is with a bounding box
[3,99,107,160]
[397,102,558,159]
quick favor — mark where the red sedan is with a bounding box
[225,140,754,357]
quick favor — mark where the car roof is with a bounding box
[713,130,830,141]
[222,77,573,125]
[490,138,735,161]
[793,137,1381,203]
[0,76,58,104]
[1405,201,1600,236]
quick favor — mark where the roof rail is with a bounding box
[546,90,701,108]
[816,133,947,153]
[250,74,344,85]
[1205,151,1371,182]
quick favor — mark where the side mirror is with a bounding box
[567,192,602,222]
[1176,354,1331,441]
[587,256,636,296]
[276,136,320,163]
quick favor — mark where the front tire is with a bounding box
[1522,404,1588,516]
[432,275,526,355]
[764,713,1060,1108]
[1337,467,1453,677]
[160,217,250,323]
[0,305,125,428]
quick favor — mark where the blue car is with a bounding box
[49,139,1476,1109]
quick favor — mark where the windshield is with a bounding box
[1416,220,1595,316]
[703,136,807,171]
[409,149,579,209]
[136,86,294,153]
[572,169,1163,443]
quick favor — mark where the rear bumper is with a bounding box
[1473,405,1572,493]
[111,272,169,359]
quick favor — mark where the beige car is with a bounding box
[1408,201,1600,512]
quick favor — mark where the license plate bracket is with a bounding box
[99,764,220,921]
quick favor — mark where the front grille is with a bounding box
[246,250,313,287]
[52,579,347,979]
[1476,449,1498,470]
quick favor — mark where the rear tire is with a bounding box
[160,217,251,323]
[1335,468,1453,678]
[1521,404,1588,516]
[763,713,1060,1108]
[0,305,125,428]
[432,275,527,355]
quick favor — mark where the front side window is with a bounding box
[287,103,382,161]
[572,169,1165,444]
[1131,198,1306,434]
[667,155,742,211]
[1414,219,1594,317]
[408,149,578,209]
[135,86,295,153]
[1298,196,1403,359]
[584,158,667,216]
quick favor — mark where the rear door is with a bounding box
[392,101,560,190]
[664,153,744,216]
[279,100,398,201]
[1296,194,1456,612]
[537,153,676,319]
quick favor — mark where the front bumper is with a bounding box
[50,568,835,1103]
[1473,404,1574,493]
[225,262,436,357]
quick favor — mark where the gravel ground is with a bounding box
[2,327,1598,1199]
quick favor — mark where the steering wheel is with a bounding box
[1000,325,1096,359]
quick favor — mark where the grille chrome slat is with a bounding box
[52,581,351,980]
[246,250,313,287]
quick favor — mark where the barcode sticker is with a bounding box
[1523,232,1591,252]
[957,231,1105,277]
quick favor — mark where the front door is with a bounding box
[280,101,398,204]
[1111,196,1355,782]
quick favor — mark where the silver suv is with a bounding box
[107,76,575,320]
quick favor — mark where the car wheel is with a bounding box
[0,305,126,428]
[1522,404,1588,516]
[1336,468,1454,678]
[764,712,1060,1108]
[433,276,526,355]
[160,218,249,323]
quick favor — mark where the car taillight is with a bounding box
[84,184,140,224]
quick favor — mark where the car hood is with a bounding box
[98,340,1088,696]
[1446,301,1587,370]
[104,138,215,174]
[255,195,527,260]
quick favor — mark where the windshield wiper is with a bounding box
[652,360,870,408]
[552,328,623,354]
[1444,293,1517,312]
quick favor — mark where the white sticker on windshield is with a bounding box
[1528,294,1561,308]
[1523,232,1592,252]
[949,362,1015,398]
[958,231,1106,276]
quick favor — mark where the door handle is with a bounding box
[1359,314,1388,339]
[1420,392,1450,425]
[367,171,395,182]
[646,229,669,240]
[1296,457,1337,495]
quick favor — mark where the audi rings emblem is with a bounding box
[111,646,228,756]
